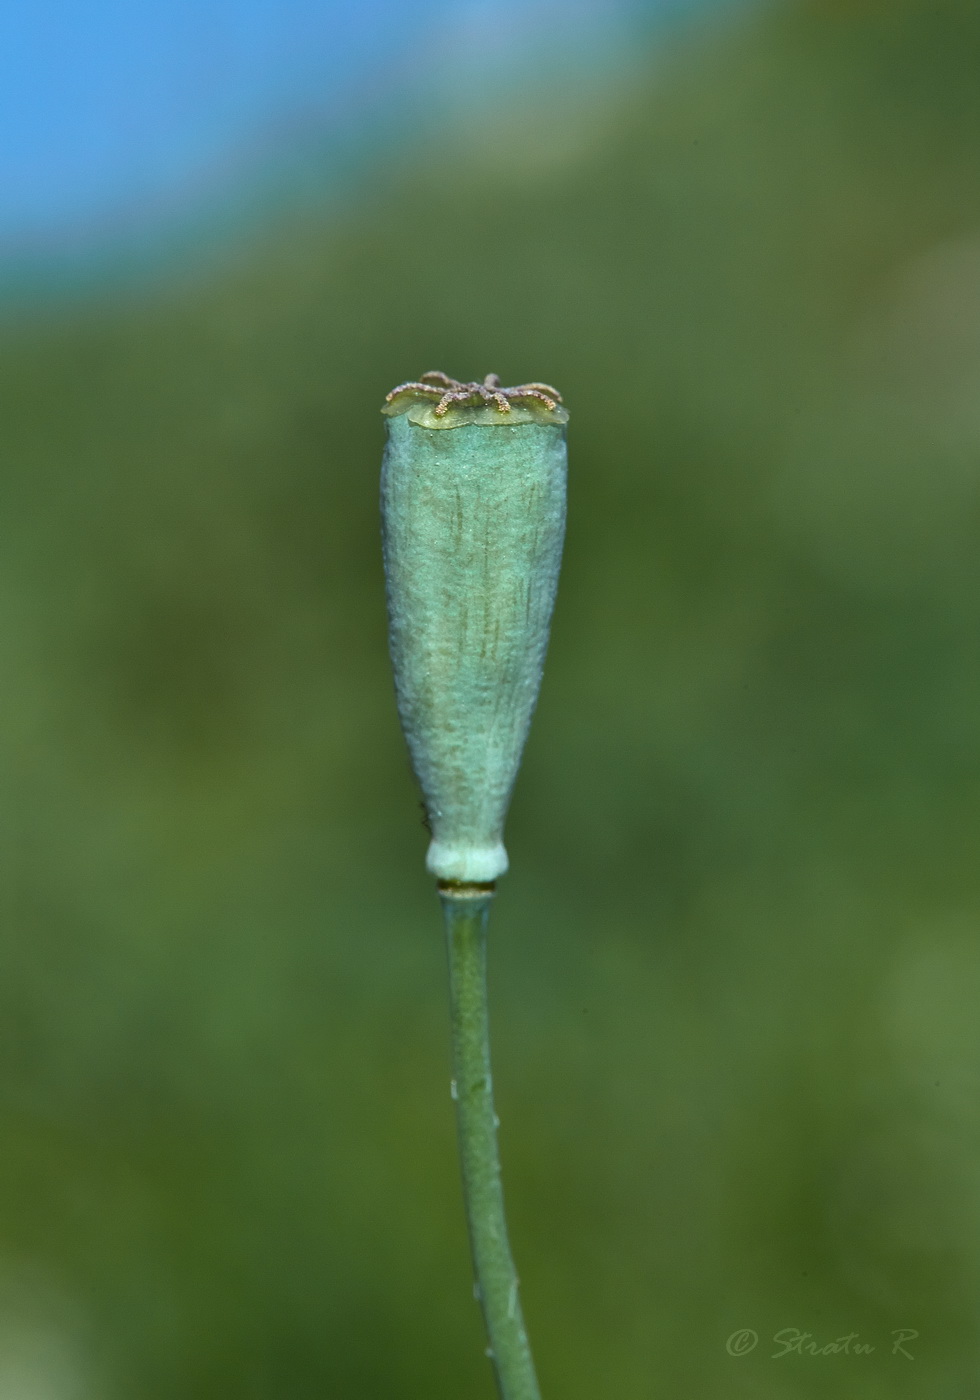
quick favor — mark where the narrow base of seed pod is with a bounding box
[437,879,497,898]
[427,839,509,884]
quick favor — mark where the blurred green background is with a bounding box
[2,0,980,1394]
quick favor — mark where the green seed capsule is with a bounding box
[381,372,568,885]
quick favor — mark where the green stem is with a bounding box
[441,891,542,1400]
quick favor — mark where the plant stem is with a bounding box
[441,891,542,1400]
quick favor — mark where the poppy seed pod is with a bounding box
[381,372,568,885]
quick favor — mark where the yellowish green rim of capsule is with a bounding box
[382,396,569,430]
